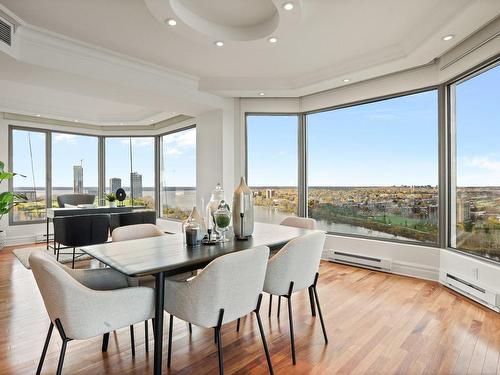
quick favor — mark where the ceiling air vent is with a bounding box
[0,17,12,46]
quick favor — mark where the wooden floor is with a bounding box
[0,245,499,375]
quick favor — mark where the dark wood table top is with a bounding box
[81,222,317,277]
[47,206,148,218]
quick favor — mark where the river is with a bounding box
[253,205,414,241]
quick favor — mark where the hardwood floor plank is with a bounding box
[0,246,498,374]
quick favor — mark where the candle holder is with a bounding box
[235,212,249,241]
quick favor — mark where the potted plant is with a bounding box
[0,161,26,249]
[106,193,117,207]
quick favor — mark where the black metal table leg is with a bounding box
[153,272,165,375]
[46,218,49,250]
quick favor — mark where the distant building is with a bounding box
[130,172,143,198]
[73,165,83,193]
[266,189,275,199]
[457,199,471,223]
[110,177,122,194]
[428,205,438,222]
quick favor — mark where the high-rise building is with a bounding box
[109,177,122,194]
[73,165,83,193]
[130,172,143,198]
[457,199,471,223]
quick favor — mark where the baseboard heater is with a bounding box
[326,250,392,272]
[441,271,500,312]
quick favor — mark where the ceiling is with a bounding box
[0,0,499,124]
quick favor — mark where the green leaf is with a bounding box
[0,161,4,172]
[0,172,14,181]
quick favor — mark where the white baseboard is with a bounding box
[4,234,39,247]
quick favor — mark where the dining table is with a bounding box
[81,221,317,375]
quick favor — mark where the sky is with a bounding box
[248,63,499,187]
[13,128,196,189]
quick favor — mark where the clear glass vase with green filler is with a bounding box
[214,200,231,243]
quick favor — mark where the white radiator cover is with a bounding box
[324,249,392,272]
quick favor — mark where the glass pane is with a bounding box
[160,127,196,220]
[11,129,46,221]
[52,133,98,207]
[307,90,439,243]
[105,137,155,209]
[247,115,298,224]
[454,64,500,261]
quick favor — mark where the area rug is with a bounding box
[12,245,92,269]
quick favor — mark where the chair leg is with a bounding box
[54,319,70,375]
[144,321,149,353]
[214,327,217,344]
[71,247,76,269]
[56,243,61,261]
[277,296,281,318]
[130,325,135,357]
[236,318,240,332]
[188,323,192,334]
[216,309,225,375]
[313,273,328,344]
[255,294,274,375]
[308,286,316,316]
[102,332,110,352]
[167,314,174,368]
[286,282,296,365]
[56,339,68,375]
[36,322,54,375]
[268,294,272,317]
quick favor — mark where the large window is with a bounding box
[160,127,196,220]
[306,90,439,244]
[246,115,299,224]
[52,132,98,207]
[105,137,155,208]
[11,128,47,222]
[451,63,500,261]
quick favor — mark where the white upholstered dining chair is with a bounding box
[269,216,318,319]
[263,231,327,365]
[112,223,196,351]
[163,246,274,375]
[30,250,154,375]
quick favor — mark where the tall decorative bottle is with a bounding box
[206,183,225,235]
[232,177,254,238]
[185,206,206,241]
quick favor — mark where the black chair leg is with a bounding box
[236,318,240,332]
[188,323,192,334]
[56,339,68,375]
[255,294,274,375]
[56,243,61,262]
[54,319,70,375]
[102,332,110,352]
[287,282,296,365]
[167,315,174,368]
[214,327,217,344]
[277,296,281,318]
[144,321,149,353]
[130,325,135,356]
[308,286,316,316]
[313,273,328,344]
[216,309,225,375]
[268,294,272,317]
[71,247,76,269]
[36,322,54,375]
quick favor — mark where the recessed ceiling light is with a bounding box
[166,18,177,26]
[74,120,79,122]
[283,2,294,10]
[268,37,278,44]
[259,92,265,96]
[343,78,350,83]
[150,119,154,122]
[442,34,454,41]
[215,41,224,47]
[36,114,41,117]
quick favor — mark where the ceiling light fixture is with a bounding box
[268,37,278,44]
[215,41,224,47]
[259,92,265,96]
[74,120,79,123]
[283,2,294,11]
[36,114,41,117]
[343,78,350,83]
[442,34,454,41]
[166,18,177,26]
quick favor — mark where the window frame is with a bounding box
[446,56,500,263]
[245,86,443,248]
[158,124,197,222]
